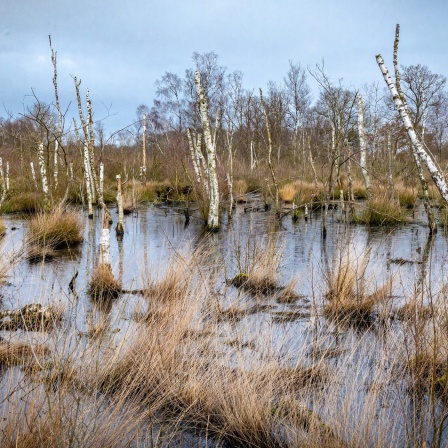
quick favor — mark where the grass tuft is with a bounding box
[28,206,84,250]
[351,196,407,226]
[88,264,122,301]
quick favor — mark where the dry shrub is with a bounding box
[28,206,83,249]
[88,264,122,301]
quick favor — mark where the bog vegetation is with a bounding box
[0,26,447,447]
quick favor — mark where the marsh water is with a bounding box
[1,196,448,446]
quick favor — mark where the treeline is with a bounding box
[0,48,447,215]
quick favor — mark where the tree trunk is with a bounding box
[83,142,94,219]
[116,174,124,235]
[142,114,147,185]
[194,71,220,231]
[357,94,371,199]
[38,143,51,209]
[99,206,111,268]
[376,55,448,205]
[260,88,279,214]
[387,135,395,201]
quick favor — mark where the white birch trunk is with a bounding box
[99,208,111,267]
[308,135,319,196]
[357,94,371,198]
[226,129,234,220]
[0,159,5,205]
[260,88,279,214]
[376,54,448,205]
[99,162,104,202]
[69,162,74,182]
[54,139,59,189]
[38,143,50,208]
[86,89,98,204]
[142,114,147,185]
[83,142,93,218]
[116,174,124,235]
[387,135,395,201]
[250,141,255,171]
[30,162,37,189]
[186,128,204,188]
[6,161,10,192]
[195,71,220,230]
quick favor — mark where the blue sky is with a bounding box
[1,0,447,133]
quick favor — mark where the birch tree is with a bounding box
[376,25,448,226]
[357,94,371,198]
[194,70,220,230]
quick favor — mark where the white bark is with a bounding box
[387,135,394,200]
[195,71,220,230]
[142,114,147,184]
[99,210,111,267]
[99,162,104,201]
[38,143,50,207]
[116,174,124,234]
[376,54,448,205]
[30,162,37,189]
[260,88,279,214]
[186,128,204,187]
[50,36,62,190]
[357,94,371,198]
[0,159,5,205]
[54,139,59,189]
[83,142,93,218]
[250,141,256,171]
[6,161,10,192]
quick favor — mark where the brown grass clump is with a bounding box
[352,180,367,200]
[292,180,323,207]
[28,206,83,250]
[0,303,63,332]
[229,233,284,295]
[395,181,418,209]
[324,249,392,324]
[234,178,249,196]
[0,192,45,214]
[279,183,298,203]
[0,341,50,367]
[351,196,406,226]
[88,264,122,301]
